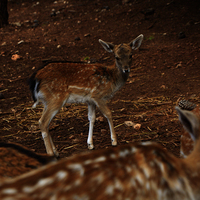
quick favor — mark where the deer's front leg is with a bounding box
[95,100,117,147]
[87,103,96,150]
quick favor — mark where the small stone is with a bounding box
[51,11,56,17]
[12,22,22,27]
[134,124,141,130]
[103,6,110,10]
[1,42,6,46]
[32,23,39,28]
[75,37,80,41]
[84,33,90,37]
[18,40,24,45]
[124,121,135,127]
[176,62,182,68]
[57,45,61,48]
[33,19,39,23]
[178,32,186,39]
[141,8,155,16]
[11,54,22,61]
[0,93,4,99]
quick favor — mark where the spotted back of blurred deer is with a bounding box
[1,106,200,200]
[178,100,200,158]
[28,34,144,156]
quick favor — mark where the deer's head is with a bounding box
[99,34,143,73]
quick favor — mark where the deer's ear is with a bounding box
[99,39,114,53]
[129,34,144,50]
[176,106,200,141]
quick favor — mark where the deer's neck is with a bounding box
[113,63,129,82]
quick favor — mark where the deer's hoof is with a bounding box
[88,143,94,150]
[53,149,59,158]
[112,140,117,146]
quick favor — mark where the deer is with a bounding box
[178,100,199,158]
[0,106,200,199]
[28,34,144,156]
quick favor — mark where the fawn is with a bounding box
[0,106,200,199]
[178,100,199,157]
[28,34,144,156]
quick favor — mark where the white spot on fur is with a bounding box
[126,166,132,173]
[131,147,137,153]
[84,159,93,165]
[56,171,68,180]
[146,181,150,191]
[91,173,105,184]
[143,166,151,179]
[67,93,92,104]
[119,149,130,157]
[130,178,136,187]
[141,141,153,146]
[105,185,114,195]
[68,85,91,91]
[2,188,17,194]
[37,177,54,187]
[23,186,35,193]
[135,173,144,185]
[110,153,117,159]
[94,156,106,163]
[67,163,85,176]
[23,177,54,194]
[114,179,124,190]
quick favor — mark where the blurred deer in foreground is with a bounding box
[1,106,200,200]
[28,34,144,156]
[178,100,200,157]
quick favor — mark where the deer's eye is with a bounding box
[129,54,132,59]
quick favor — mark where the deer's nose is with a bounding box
[123,66,130,73]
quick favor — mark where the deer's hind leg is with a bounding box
[39,100,63,156]
[87,102,96,150]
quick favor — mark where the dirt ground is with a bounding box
[0,0,200,178]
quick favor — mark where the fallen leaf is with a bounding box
[11,54,22,61]
[96,116,104,122]
[124,121,135,127]
[134,123,141,130]
[101,129,107,134]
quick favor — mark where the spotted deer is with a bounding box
[28,34,144,156]
[0,106,200,199]
[178,100,199,157]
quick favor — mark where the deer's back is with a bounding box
[35,62,124,102]
[0,143,194,200]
